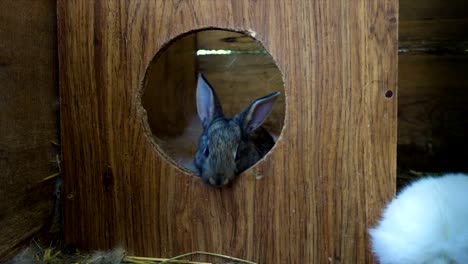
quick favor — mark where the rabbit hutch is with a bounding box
[1,0,467,263]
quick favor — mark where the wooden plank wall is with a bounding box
[0,0,59,261]
[58,1,397,263]
[398,0,468,172]
[0,0,465,262]
[142,34,197,138]
[141,33,198,171]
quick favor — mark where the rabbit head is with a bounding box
[194,73,279,187]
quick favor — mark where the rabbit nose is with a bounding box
[215,175,225,185]
[207,176,223,186]
[222,178,230,186]
[207,177,217,186]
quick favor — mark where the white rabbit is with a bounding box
[369,173,468,264]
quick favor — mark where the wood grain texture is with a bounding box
[141,34,197,139]
[197,30,261,51]
[399,19,468,42]
[140,33,198,173]
[400,0,468,20]
[58,1,397,263]
[398,0,468,172]
[398,53,468,171]
[142,33,197,137]
[0,0,58,261]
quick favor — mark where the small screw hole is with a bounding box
[385,90,393,98]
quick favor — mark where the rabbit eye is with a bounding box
[203,146,209,157]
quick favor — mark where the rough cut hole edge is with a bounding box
[135,26,288,180]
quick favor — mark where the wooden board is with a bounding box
[140,33,198,173]
[142,33,197,138]
[398,0,468,173]
[399,19,468,42]
[0,0,58,261]
[400,0,468,20]
[398,53,468,171]
[399,0,468,43]
[58,1,397,263]
[197,30,263,51]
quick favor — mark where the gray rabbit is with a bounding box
[194,73,280,186]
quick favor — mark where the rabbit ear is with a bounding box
[240,91,280,134]
[196,73,223,127]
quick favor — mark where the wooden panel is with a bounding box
[0,0,58,261]
[400,19,468,42]
[400,0,468,20]
[398,53,468,171]
[197,30,262,51]
[58,1,397,263]
[398,0,468,173]
[142,33,197,137]
[399,0,468,43]
[141,34,198,173]
[399,55,468,89]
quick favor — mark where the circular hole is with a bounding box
[385,90,394,98]
[140,28,285,186]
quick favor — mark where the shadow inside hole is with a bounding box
[385,90,394,98]
[142,29,285,175]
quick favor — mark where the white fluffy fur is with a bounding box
[369,173,468,264]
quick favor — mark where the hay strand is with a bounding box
[158,251,256,264]
[40,172,60,182]
[10,244,256,264]
[125,255,210,264]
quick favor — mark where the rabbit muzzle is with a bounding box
[201,155,237,187]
